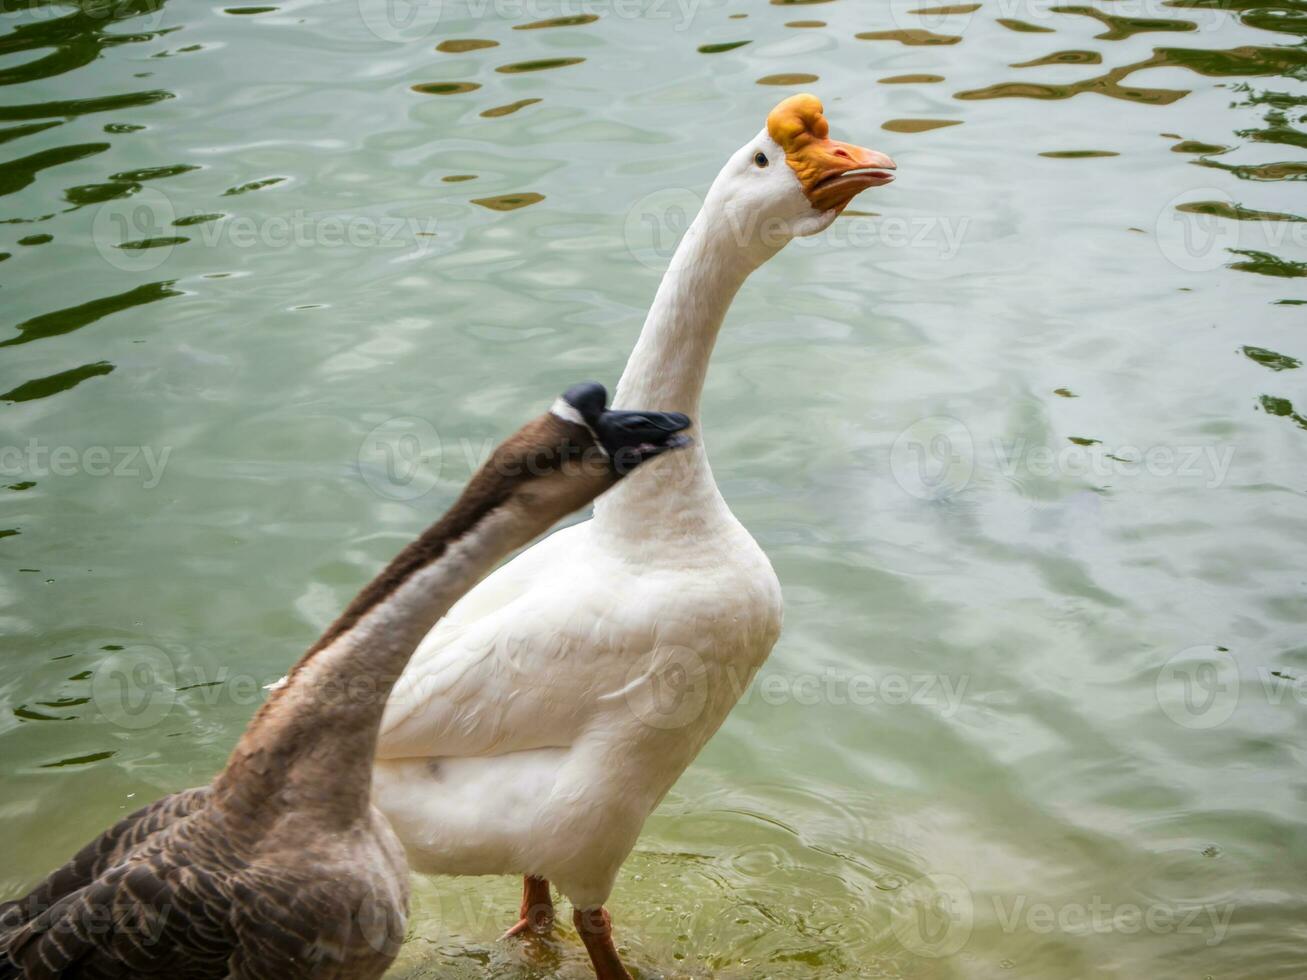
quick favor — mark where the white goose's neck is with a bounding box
[593,203,768,544]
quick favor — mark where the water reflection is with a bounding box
[1,0,1305,976]
[471,192,544,211]
[1011,50,1102,67]
[1242,345,1301,370]
[1039,149,1120,157]
[0,361,114,403]
[758,72,820,84]
[858,28,961,44]
[883,118,964,133]
[411,81,481,94]
[480,97,541,117]
[436,38,497,53]
[514,14,598,29]
[996,17,1055,32]
[1050,5,1198,40]
[0,281,180,347]
[1229,249,1306,276]
[699,40,751,53]
[0,0,170,87]
[495,57,584,73]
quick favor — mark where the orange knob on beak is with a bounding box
[766,94,897,213]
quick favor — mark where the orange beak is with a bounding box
[789,139,897,213]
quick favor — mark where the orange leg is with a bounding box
[501,876,555,939]
[573,906,632,980]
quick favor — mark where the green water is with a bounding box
[2,0,1306,976]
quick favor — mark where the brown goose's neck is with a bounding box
[214,492,527,825]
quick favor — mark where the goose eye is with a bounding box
[754,151,768,168]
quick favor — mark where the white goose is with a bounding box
[374,94,896,978]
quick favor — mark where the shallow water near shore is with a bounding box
[1,0,1305,977]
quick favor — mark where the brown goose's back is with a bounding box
[0,788,407,980]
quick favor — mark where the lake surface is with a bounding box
[2,0,1305,976]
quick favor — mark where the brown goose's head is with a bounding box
[465,382,691,535]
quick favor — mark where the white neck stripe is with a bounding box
[550,398,608,456]
[550,397,585,426]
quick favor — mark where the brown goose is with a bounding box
[0,383,691,980]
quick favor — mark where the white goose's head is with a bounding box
[702,94,896,258]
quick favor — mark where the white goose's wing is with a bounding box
[377,521,644,760]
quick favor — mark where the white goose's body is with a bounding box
[376,192,784,909]
[373,95,895,970]
[376,513,780,906]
